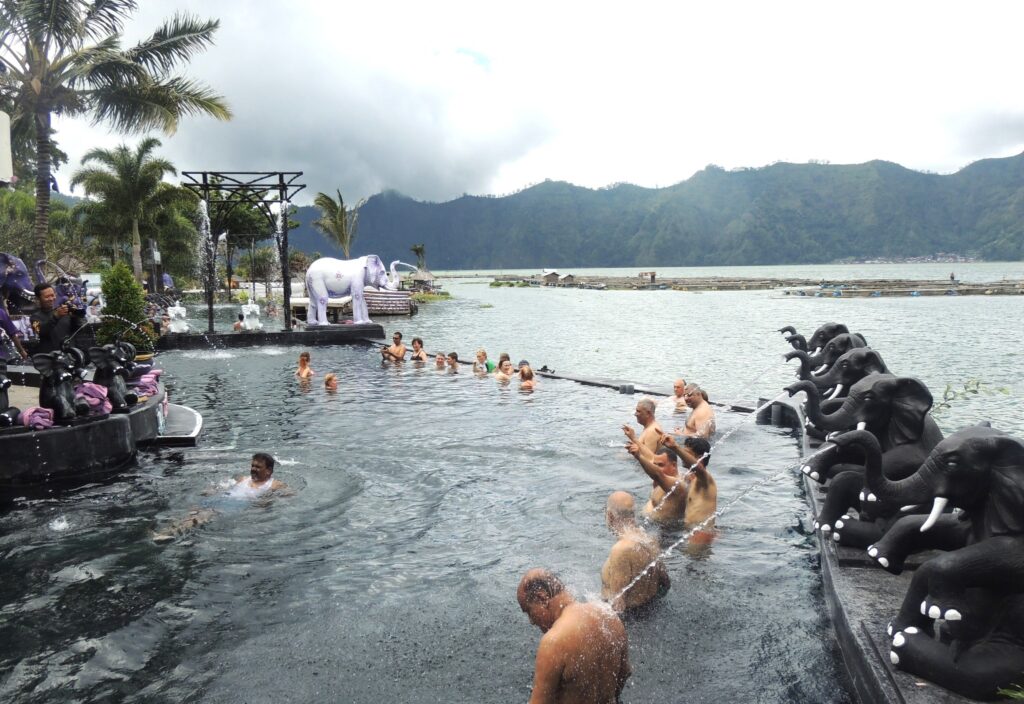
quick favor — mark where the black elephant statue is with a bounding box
[0,362,21,426]
[820,429,936,548]
[0,252,37,314]
[843,427,1024,700]
[89,344,138,412]
[32,351,89,423]
[795,332,870,378]
[785,347,890,398]
[779,322,863,354]
[786,375,944,539]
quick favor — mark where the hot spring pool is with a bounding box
[0,344,849,702]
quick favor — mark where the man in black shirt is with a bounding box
[30,283,85,354]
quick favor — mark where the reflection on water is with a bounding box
[3,263,1020,703]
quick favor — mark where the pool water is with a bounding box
[1,344,848,703]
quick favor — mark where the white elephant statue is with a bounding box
[305,255,400,325]
[240,301,263,331]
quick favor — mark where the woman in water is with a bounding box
[410,337,429,361]
[296,351,314,379]
[495,359,515,382]
[519,364,536,390]
[324,372,338,391]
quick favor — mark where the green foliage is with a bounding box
[410,291,450,303]
[410,243,426,270]
[349,155,1024,267]
[97,262,157,350]
[999,683,1024,699]
[932,378,1011,415]
[0,1,230,261]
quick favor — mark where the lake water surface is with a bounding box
[1,262,1021,702]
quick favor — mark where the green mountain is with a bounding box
[288,153,1024,267]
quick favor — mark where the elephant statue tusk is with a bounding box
[811,347,821,355]
[826,384,844,400]
[856,422,867,430]
[920,496,948,532]
[900,504,921,512]
[813,363,828,374]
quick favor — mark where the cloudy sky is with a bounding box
[53,0,1024,205]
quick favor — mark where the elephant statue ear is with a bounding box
[984,435,1024,536]
[862,349,888,375]
[31,353,56,376]
[884,376,933,445]
[853,332,868,347]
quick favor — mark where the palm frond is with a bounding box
[88,75,231,133]
[69,167,122,195]
[81,0,134,40]
[18,0,82,56]
[126,13,219,74]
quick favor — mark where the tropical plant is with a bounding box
[312,190,363,258]
[96,261,155,350]
[0,1,231,265]
[70,137,182,280]
[240,246,277,297]
[410,243,426,270]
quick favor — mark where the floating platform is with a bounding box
[290,289,418,322]
[156,323,385,350]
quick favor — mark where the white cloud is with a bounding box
[51,0,1024,203]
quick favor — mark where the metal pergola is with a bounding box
[181,171,305,333]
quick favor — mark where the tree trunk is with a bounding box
[131,217,144,281]
[32,110,52,267]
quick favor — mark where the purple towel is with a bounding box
[21,406,54,430]
[75,382,112,415]
[132,369,163,397]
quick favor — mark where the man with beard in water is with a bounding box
[152,453,288,543]
[517,568,631,704]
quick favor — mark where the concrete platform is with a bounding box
[156,323,385,350]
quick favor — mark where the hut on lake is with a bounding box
[558,273,576,286]
[542,270,559,286]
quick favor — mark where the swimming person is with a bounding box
[495,358,514,381]
[676,383,716,439]
[660,434,717,541]
[517,568,631,704]
[473,348,496,373]
[324,373,338,391]
[296,351,314,379]
[152,453,289,543]
[622,398,663,454]
[381,331,407,361]
[625,441,688,524]
[435,353,447,369]
[233,313,244,332]
[670,378,688,413]
[601,491,669,612]
[519,364,536,390]
[446,352,460,372]
[410,337,429,361]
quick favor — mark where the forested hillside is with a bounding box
[288,153,1024,268]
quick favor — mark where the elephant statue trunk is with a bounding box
[785,350,815,381]
[785,380,844,431]
[785,333,808,352]
[0,367,21,426]
[834,429,934,515]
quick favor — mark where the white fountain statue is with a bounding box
[240,300,263,331]
[167,301,190,333]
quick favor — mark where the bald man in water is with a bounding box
[626,435,717,535]
[518,568,631,704]
[677,383,716,439]
[601,491,669,612]
[671,378,688,413]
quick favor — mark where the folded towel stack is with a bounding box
[21,406,54,430]
[75,382,113,415]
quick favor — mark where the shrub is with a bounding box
[97,262,158,350]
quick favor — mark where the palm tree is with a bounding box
[0,2,231,265]
[70,137,179,280]
[312,190,363,258]
[410,244,426,270]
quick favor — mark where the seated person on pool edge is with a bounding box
[601,491,669,613]
[152,453,289,543]
[30,282,85,354]
[518,568,631,704]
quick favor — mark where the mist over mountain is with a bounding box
[286,153,1024,268]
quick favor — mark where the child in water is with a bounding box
[296,351,314,379]
[324,372,338,391]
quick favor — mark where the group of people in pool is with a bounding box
[518,378,718,702]
[379,331,538,389]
